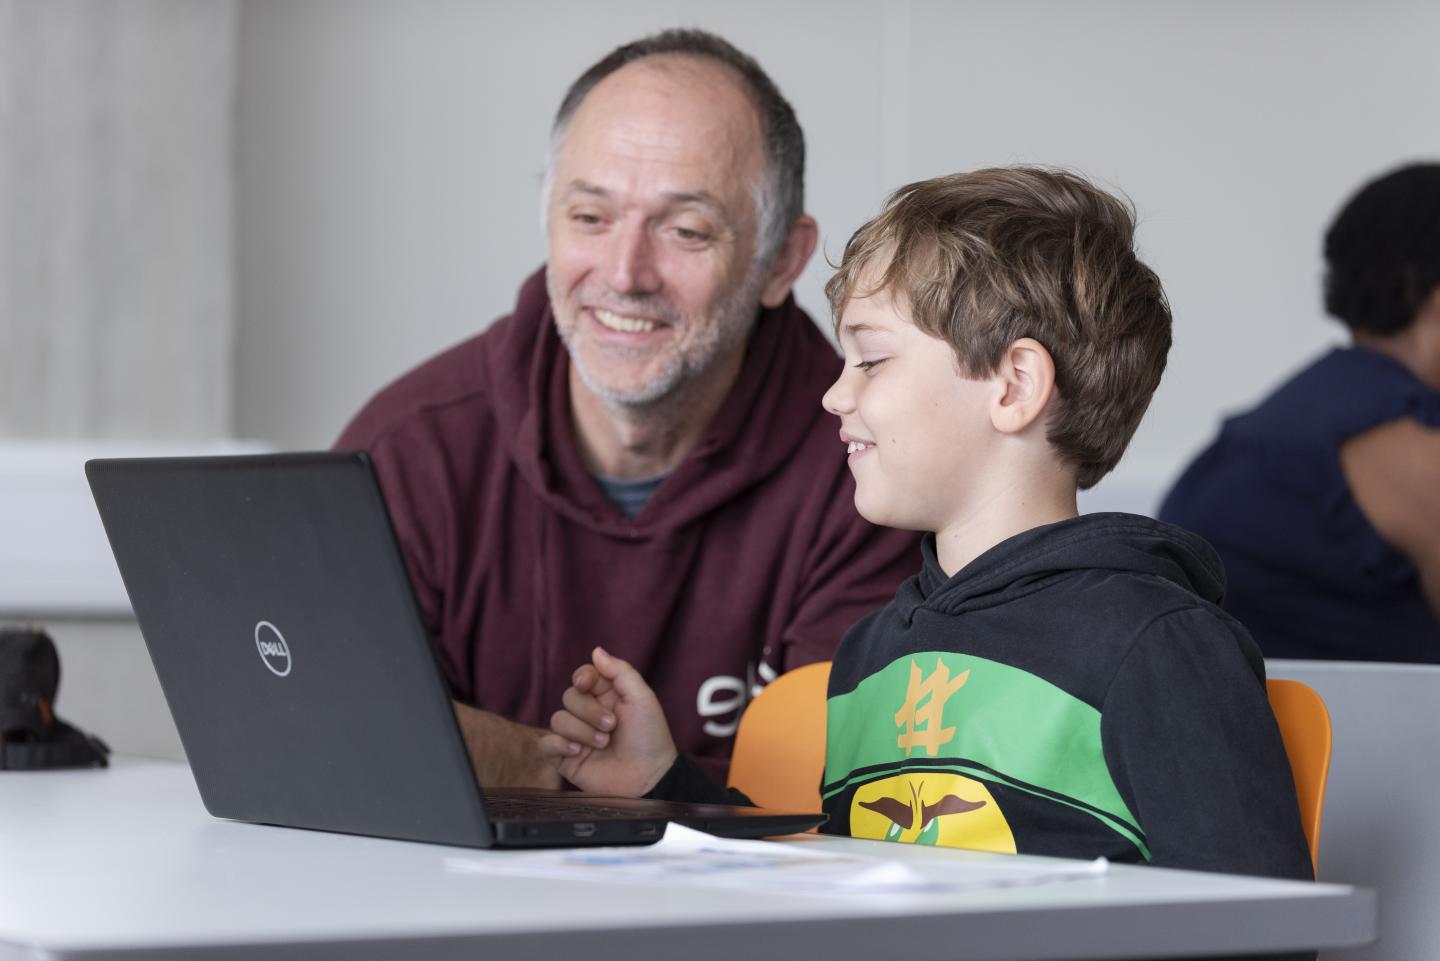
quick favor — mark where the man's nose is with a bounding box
[606,219,661,294]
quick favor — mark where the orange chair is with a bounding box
[727,661,832,811]
[1266,678,1332,874]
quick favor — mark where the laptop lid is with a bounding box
[87,452,510,846]
[87,452,824,846]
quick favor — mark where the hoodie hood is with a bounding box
[895,513,1227,623]
[481,267,843,537]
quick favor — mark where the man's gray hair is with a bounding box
[540,29,805,270]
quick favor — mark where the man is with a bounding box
[337,29,917,787]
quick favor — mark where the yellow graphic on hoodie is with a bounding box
[850,772,1017,850]
[894,659,970,757]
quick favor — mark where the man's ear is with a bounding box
[990,337,1057,434]
[760,214,819,308]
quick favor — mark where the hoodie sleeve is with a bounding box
[780,468,920,670]
[1100,607,1315,884]
[645,752,755,807]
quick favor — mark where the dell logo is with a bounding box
[254,620,292,677]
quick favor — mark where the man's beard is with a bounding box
[550,264,768,411]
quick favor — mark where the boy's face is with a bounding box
[822,288,999,533]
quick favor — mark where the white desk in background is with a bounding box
[0,758,1375,961]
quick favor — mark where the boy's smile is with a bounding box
[841,430,876,462]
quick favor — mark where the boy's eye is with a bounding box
[855,359,887,371]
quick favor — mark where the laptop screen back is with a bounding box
[87,452,494,846]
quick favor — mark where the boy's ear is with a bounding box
[990,337,1056,435]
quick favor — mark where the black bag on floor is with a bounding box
[0,626,109,770]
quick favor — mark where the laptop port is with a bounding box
[638,823,660,838]
[573,822,597,838]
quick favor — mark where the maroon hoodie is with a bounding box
[337,268,919,781]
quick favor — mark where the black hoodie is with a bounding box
[822,512,1314,886]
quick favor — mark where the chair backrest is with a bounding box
[1266,659,1440,961]
[727,661,832,811]
[1265,677,1332,873]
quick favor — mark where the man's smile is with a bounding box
[592,307,666,334]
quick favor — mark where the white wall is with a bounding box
[1,0,238,763]
[232,0,1440,513]
[0,0,237,440]
[897,0,1440,509]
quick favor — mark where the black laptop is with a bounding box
[86,451,825,848]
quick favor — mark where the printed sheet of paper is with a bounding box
[445,824,1107,896]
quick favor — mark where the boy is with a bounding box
[539,167,1314,884]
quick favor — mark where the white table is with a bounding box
[0,758,1375,961]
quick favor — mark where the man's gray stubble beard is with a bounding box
[551,262,769,414]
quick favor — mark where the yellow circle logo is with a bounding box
[850,772,1016,852]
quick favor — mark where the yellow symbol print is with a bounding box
[851,773,1016,852]
[895,657,969,757]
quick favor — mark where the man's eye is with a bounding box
[674,226,712,243]
[571,211,604,226]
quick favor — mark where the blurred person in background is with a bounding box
[1161,163,1440,661]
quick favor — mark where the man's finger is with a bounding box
[537,731,585,758]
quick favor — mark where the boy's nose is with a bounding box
[822,372,855,416]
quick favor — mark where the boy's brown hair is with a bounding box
[826,166,1172,490]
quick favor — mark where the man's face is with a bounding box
[822,287,1000,533]
[545,58,769,408]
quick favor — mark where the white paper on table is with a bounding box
[444,824,1108,897]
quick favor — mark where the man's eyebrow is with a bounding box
[564,180,610,198]
[560,181,726,213]
[662,190,725,212]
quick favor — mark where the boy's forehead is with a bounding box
[840,285,906,333]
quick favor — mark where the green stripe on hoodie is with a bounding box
[823,651,1148,856]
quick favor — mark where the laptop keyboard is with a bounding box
[481,794,659,821]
